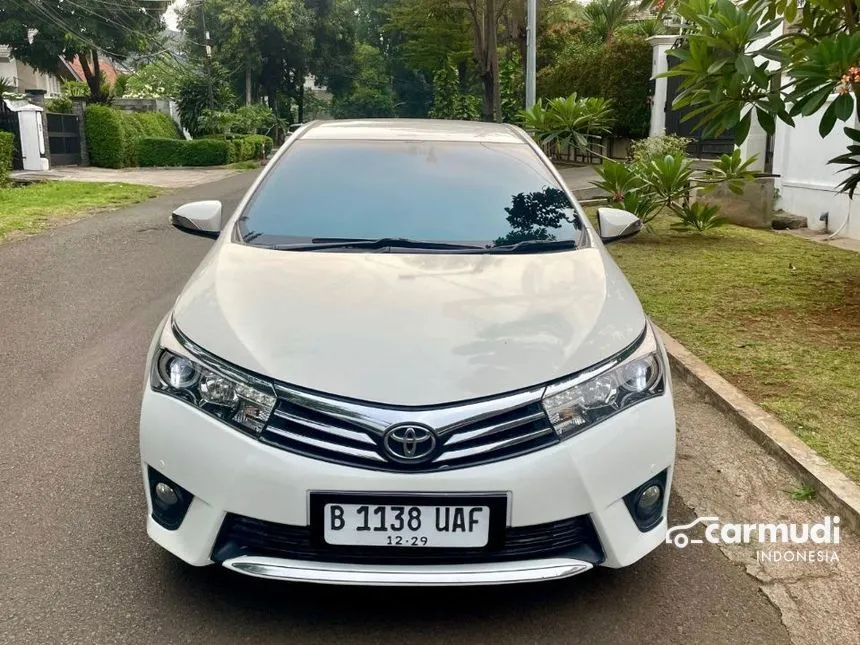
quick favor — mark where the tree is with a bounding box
[332,43,397,117]
[0,0,169,102]
[381,0,509,121]
[583,0,635,43]
[659,0,860,195]
[469,0,505,121]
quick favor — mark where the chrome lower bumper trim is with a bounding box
[221,556,593,586]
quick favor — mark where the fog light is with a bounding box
[623,470,668,532]
[154,482,179,506]
[148,467,193,530]
[637,484,662,513]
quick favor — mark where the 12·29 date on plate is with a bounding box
[323,503,491,548]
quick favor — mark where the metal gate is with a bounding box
[46,112,81,166]
[664,43,735,159]
[0,100,23,170]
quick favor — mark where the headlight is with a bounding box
[151,322,276,435]
[541,323,665,439]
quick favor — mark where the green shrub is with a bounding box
[518,94,614,151]
[137,138,185,167]
[45,96,74,114]
[630,135,694,168]
[138,138,230,167]
[233,104,274,134]
[244,134,273,157]
[86,106,181,167]
[537,34,652,138]
[600,34,652,139]
[85,105,125,168]
[183,139,230,166]
[0,131,13,185]
[120,111,180,166]
[176,65,236,137]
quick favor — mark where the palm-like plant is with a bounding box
[518,93,614,152]
[584,0,635,43]
[639,154,694,206]
[591,147,755,231]
[670,202,728,232]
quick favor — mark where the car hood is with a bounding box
[172,243,645,406]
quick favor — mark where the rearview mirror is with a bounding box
[597,208,641,244]
[170,200,223,238]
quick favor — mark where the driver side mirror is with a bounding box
[597,207,641,244]
[170,200,223,238]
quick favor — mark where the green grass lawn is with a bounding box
[0,181,161,242]
[605,217,860,484]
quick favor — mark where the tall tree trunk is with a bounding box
[298,80,305,123]
[481,0,500,122]
[245,62,252,105]
[79,49,106,103]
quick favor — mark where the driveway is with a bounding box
[10,165,247,189]
[0,171,808,644]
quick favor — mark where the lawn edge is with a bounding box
[657,324,860,533]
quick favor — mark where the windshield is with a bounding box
[237,139,583,251]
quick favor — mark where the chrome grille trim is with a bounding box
[271,408,377,445]
[442,411,547,446]
[434,427,557,463]
[261,384,559,472]
[264,427,387,462]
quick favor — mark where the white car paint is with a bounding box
[172,243,645,406]
[140,119,677,586]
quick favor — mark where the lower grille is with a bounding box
[212,513,604,565]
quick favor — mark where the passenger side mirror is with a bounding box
[170,201,223,238]
[597,208,641,244]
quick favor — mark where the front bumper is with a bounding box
[221,555,594,586]
[140,387,675,584]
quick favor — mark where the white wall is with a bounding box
[0,47,62,97]
[772,100,860,240]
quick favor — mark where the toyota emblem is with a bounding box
[382,424,437,463]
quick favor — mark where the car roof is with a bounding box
[298,119,528,144]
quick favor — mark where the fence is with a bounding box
[543,137,632,165]
[46,112,81,166]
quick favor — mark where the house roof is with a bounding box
[66,54,120,85]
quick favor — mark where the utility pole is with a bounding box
[526,0,536,109]
[200,1,214,108]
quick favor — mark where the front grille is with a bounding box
[259,385,559,472]
[212,513,604,565]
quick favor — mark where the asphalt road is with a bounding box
[0,172,790,644]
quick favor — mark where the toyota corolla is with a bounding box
[140,119,676,586]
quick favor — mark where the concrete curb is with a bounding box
[657,325,860,533]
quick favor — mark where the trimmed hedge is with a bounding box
[0,131,13,185]
[138,138,230,166]
[85,106,181,168]
[137,138,185,167]
[244,134,273,157]
[203,133,273,157]
[537,33,652,138]
[138,134,270,167]
[85,105,125,168]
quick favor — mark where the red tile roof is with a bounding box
[66,54,120,86]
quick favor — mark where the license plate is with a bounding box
[323,503,491,548]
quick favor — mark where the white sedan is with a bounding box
[140,119,676,586]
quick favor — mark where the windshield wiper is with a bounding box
[272,237,486,251]
[486,239,576,253]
